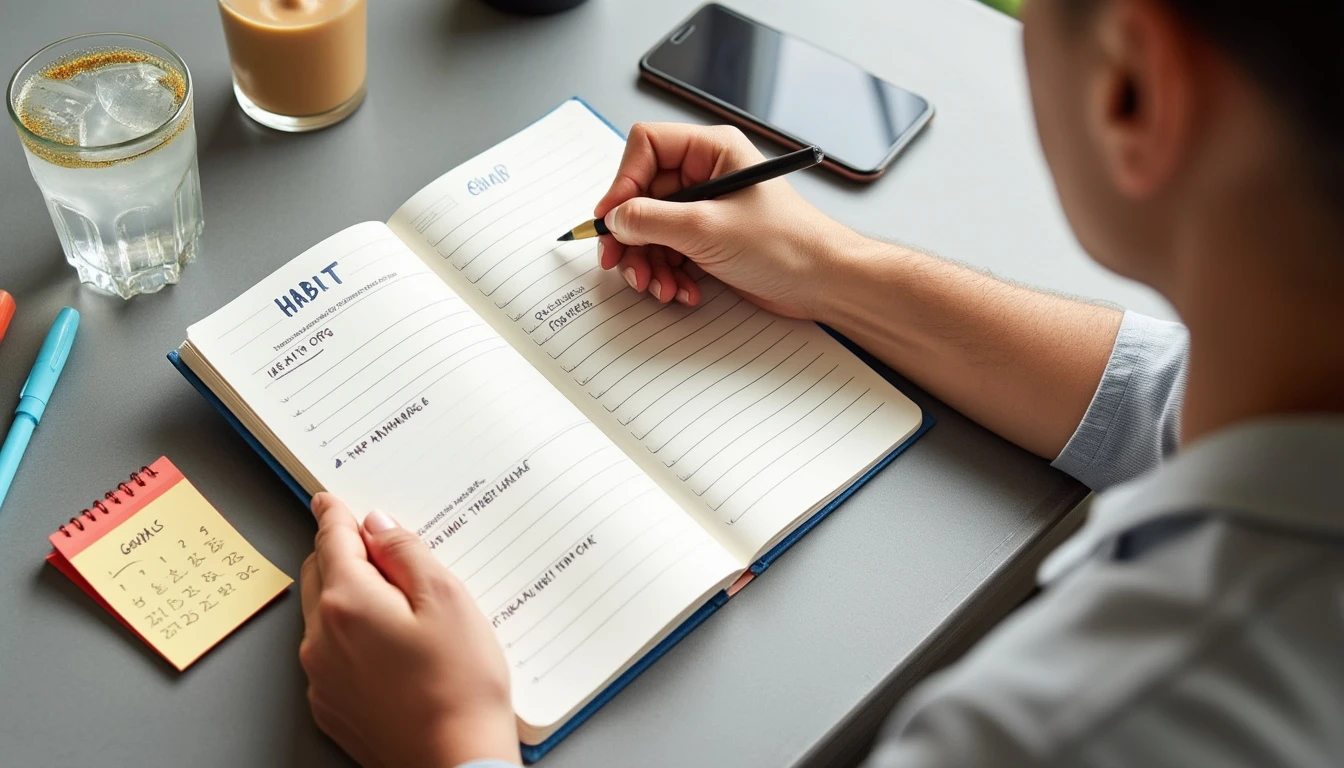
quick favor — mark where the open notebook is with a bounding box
[170,98,929,760]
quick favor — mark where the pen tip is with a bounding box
[557,232,574,241]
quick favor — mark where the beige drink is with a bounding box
[218,0,366,131]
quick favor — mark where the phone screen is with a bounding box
[642,4,932,175]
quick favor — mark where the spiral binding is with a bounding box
[58,465,160,538]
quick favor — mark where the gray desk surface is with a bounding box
[0,1,1171,766]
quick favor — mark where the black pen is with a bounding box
[556,145,824,241]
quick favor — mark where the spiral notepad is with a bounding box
[46,457,292,670]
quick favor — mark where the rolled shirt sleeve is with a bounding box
[1051,311,1189,491]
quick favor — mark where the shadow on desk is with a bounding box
[33,561,182,680]
[439,0,536,35]
[197,91,307,162]
[3,249,77,303]
[800,498,1089,768]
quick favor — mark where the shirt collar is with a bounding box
[1039,416,1344,584]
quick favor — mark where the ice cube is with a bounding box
[81,99,147,147]
[18,76,97,145]
[93,62,180,136]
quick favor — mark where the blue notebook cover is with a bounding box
[168,97,934,762]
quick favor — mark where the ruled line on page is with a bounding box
[465,189,611,295]
[458,174,609,275]
[232,269,433,356]
[626,324,787,432]
[439,155,610,263]
[426,133,598,246]
[280,304,472,403]
[373,373,529,478]
[485,245,585,300]
[672,361,837,479]
[469,182,611,288]
[584,294,744,396]
[459,457,634,583]
[563,285,732,377]
[265,300,466,387]
[218,234,400,338]
[266,349,325,383]
[586,296,749,398]
[534,286,637,346]
[373,375,537,479]
[323,339,510,454]
[600,304,757,408]
[253,295,456,377]
[694,378,858,497]
[611,314,771,418]
[726,402,885,525]
[415,126,594,235]
[301,321,483,422]
[409,123,583,232]
[447,437,616,569]
[547,291,651,359]
[710,388,871,511]
[529,536,700,682]
[506,262,598,317]
[508,519,688,655]
[474,482,652,608]
[647,342,811,453]
[483,238,595,300]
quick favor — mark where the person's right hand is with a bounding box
[594,123,860,319]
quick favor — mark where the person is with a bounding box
[295,0,1344,765]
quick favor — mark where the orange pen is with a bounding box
[0,290,14,347]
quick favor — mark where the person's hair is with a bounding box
[1075,1,1344,201]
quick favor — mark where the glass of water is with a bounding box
[6,33,203,299]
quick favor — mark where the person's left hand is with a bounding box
[299,493,520,768]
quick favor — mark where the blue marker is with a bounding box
[0,307,79,511]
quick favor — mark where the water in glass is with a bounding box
[10,39,203,299]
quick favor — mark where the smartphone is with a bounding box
[639,3,935,181]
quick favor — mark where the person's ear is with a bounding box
[1087,0,1196,199]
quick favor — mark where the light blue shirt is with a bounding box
[468,311,1344,767]
[866,311,1344,767]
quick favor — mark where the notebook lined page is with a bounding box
[388,100,924,562]
[184,222,739,731]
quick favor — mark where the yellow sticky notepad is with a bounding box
[47,457,292,671]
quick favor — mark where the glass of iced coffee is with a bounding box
[7,33,203,299]
[218,0,367,132]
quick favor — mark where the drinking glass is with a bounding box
[7,33,204,299]
[217,0,367,132]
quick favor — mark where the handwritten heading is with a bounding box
[467,164,510,196]
[120,519,165,555]
[274,261,344,318]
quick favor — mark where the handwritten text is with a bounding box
[274,261,344,318]
[467,165,510,196]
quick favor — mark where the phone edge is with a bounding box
[637,17,934,181]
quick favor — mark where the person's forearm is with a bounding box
[815,234,1122,460]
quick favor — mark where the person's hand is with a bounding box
[594,123,860,319]
[299,493,519,768]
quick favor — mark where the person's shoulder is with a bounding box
[865,519,1344,768]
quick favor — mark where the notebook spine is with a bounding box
[58,464,161,539]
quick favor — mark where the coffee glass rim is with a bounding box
[219,0,363,30]
[6,31,194,156]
